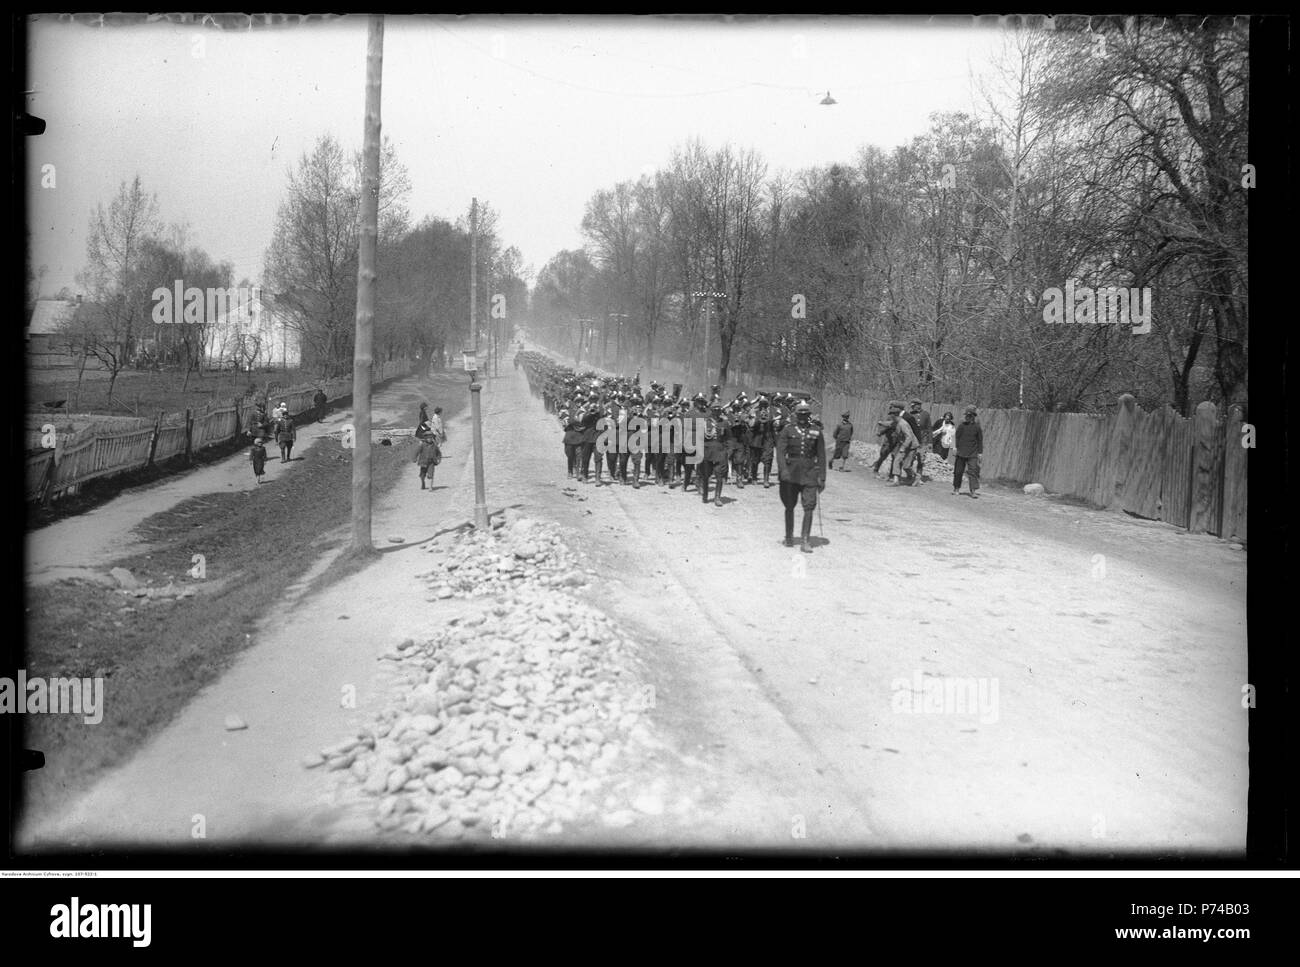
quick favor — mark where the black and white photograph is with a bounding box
[10,13,1280,884]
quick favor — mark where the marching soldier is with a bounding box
[561,408,582,478]
[602,397,620,483]
[776,401,826,553]
[727,395,751,487]
[698,401,730,507]
[578,398,600,483]
[749,397,775,487]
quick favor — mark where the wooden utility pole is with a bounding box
[468,198,489,529]
[351,14,383,551]
[470,198,478,355]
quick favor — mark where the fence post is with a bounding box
[1188,401,1220,534]
[1221,403,1247,542]
[1105,393,1137,512]
[38,453,56,508]
[184,407,194,464]
[232,397,241,443]
[146,411,163,468]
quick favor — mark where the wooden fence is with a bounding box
[26,358,414,504]
[821,390,1248,542]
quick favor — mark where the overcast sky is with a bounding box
[26,15,1007,295]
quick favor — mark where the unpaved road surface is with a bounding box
[20,363,1247,853]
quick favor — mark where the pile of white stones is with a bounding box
[420,516,591,600]
[309,520,655,842]
[855,444,953,479]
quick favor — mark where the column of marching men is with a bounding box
[515,349,833,553]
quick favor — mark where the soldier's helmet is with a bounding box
[795,401,812,414]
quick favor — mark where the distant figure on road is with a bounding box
[250,437,268,484]
[312,388,327,422]
[831,411,854,471]
[414,435,441,489]
[776,401,826,552]
[953,405,983,499]
[274,413,296,463]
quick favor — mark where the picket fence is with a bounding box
[27,358,414,504]
[821,390,1248,542]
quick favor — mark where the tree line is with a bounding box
[39,135,530,398]
[530,17,1247,414]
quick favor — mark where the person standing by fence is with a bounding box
[831,411,854,471]
[247,401,270,441]
[932,411,956,465]
[312,387,327,423]
[953,405,983,498]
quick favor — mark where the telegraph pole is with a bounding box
[608,312,628,371]
[467,198,489,530]
[351,14,383,551]
[691,289,725,387]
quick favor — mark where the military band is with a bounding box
[519,351,829,550]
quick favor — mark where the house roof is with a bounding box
[211,291,286,328]
[27,299,78,335]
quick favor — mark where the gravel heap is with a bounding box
[309,517,656,843]
[421,516,591,600]
[854,443,952,478]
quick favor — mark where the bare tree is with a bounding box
[75,175,161,401]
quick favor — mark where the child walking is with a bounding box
[414,435,441,489]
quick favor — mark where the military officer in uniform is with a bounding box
[776,401,826,553]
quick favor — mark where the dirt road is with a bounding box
[474,363,1249,851]
[21,364,1247,853]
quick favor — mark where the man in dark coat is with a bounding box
[776,401,826,553]
[906,398,933,480]
[953,404,983,499]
